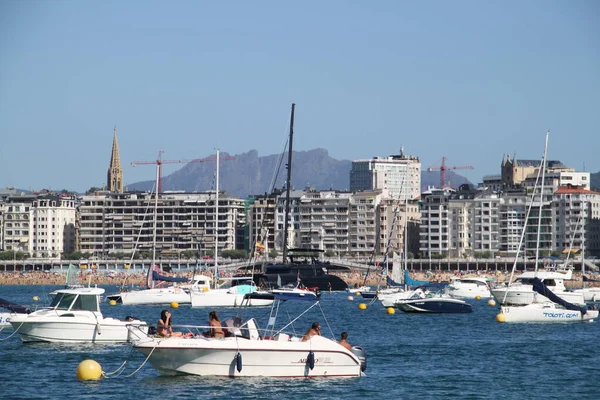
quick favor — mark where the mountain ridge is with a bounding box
[127,149,473,198]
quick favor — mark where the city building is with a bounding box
[30,195,76,258]
[350,148,421,201]
[77,191,246,258]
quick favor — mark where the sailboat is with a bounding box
[190,150,274,308]
[246,104,349,291]
[496,132,598,323]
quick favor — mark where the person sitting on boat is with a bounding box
[339,331,352,350]
[302,322,321,341]
[157,310,189,338]
[206,310,224,338]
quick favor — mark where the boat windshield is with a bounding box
[49,293,76,310]
[49,293,99,311]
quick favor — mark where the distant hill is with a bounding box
[128,149,472,198]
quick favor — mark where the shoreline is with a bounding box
[0,270,593,288]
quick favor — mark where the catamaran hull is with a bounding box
[106,287,191,305]
[0,312,22,329]
[499,304,599,323]
[134,336,361,377]
[9,316,148,343]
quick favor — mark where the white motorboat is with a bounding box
[271,283,320,300]
[107,272,208,305]
[393,288,473,313]
[0,297,32,330]
[347,285,371,293]
[490,269,584,306]
[133,290,366,377]
[190,277,274,308]
[9,287,148,343]
[445,277,492,299]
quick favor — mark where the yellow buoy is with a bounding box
[170,301,179,309]
[475,295,481,300]
[496,313,506,323]
[32,296,39,301]
[108,300,117,306]
[347,296,354,301]
[386,307,395,315]
[76,359,103,381]
[358,303,367,310]
[488,299,497,307]
[355,292,361,296]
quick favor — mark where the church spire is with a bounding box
[107,126,124,193]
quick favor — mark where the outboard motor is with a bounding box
[351,346,367,372]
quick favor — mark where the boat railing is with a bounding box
[158,322,306,342]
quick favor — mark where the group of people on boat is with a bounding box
[301,321,352,350]
[157,309,223,338]
[157,311,354,350]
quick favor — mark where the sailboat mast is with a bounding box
[282,103,295,262]
[215,149,220,290]
[534,131,549,272]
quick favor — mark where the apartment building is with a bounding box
[298,188,351,253]
[1,194,36,253]
[350,149,421,201]
[77,191,246,257]
[552,185,600,256]
[30,195,76,257]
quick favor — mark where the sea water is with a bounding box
[1,284,599,400]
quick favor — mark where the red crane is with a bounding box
[427,157,474,189]
[131,151,235,193]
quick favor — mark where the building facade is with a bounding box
[350,149,421,201]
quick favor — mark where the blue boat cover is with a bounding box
[152,270,189,283]
[531,278,586,314]
[404,270,429,286]
[386,275,403,287]
[0,297,32,314]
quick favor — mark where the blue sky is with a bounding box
[1,0,598,192]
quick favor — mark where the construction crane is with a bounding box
[427,156,474,189]
[131,151,235,193]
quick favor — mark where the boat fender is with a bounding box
[236,352,243,373]
[351,346,367,372]
[307,351,315,370]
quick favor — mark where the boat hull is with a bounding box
[190,290,274,308]
[395,298,473,313]
[106,287,191,305]
[134,335,361,377]
[499,304,599,323]
[445,284,491,299]
[9,314,148,343]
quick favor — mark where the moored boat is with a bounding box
[132,292,366,377]
[10,287,148,343]
[394,288,473,313]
